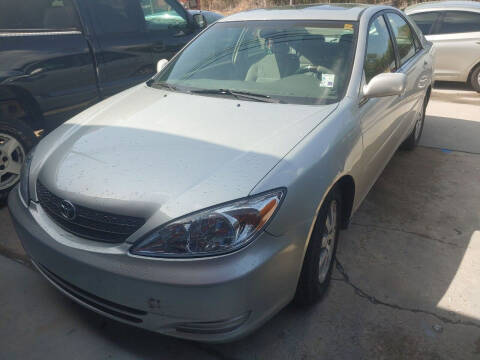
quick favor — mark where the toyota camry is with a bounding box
[9,4,433,342]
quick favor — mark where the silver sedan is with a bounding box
[9,4,433,342]
[406,1,480,92]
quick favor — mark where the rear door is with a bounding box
[426,11,480,81]
[84,0,155,97]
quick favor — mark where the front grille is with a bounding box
[36,181,145,243]
[36,262,146,323]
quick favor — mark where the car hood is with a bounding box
[33,84,337,225]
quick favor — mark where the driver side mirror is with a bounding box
[362,73,407,99]
[156,59,168,73]
[193,13,207,29]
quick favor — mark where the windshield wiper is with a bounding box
[189,89,283,103]
[153,82,179,92]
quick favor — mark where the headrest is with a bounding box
[339,33,353,44]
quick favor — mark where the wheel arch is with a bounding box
[467,61,480,87]
[0,85,44,131]
[336,175,356,229]
[308,173,356,234]
[426,84,432,103]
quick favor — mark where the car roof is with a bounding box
[406,1,480,13]
[219,4,377,22]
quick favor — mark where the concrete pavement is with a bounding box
[421,82,480,154]
[0,85,479,359]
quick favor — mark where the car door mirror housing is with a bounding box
[157,59,169,73]
[193,13,207,29]
[362,73,407,99]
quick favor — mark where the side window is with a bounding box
[364,16,396,83]
[386,13,417,67]
[141,0,188,31]
[88,0,145,34]
[410,12,440,35]
[437,11,480,34]
[0,0,80,31]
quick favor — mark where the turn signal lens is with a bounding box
[130,189,285,258]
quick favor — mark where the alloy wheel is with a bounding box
[0,133,25,191]
[318,200,338,283]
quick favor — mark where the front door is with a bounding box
[357,14,401,200]
[85,0,155,97]
[141,0,197,63]
[385,12,428,141]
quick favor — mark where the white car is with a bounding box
[406,0,480,92]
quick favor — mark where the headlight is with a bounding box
[130,189,286,258]
[19,147,35,204]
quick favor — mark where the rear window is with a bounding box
[437,11,480,34]
[0,0,80,31]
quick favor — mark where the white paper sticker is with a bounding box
[320,74,335,88]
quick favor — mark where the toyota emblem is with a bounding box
[60,200,76,220]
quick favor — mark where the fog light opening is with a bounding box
[175,312,251,335]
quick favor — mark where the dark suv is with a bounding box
[0,0,217,200]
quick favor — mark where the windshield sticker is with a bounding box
[344,24,354,31]
[320,74,335,88]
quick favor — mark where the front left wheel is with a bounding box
[0,120,37,202]
[294,186,342,306]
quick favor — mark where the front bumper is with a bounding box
[8,187,304,342]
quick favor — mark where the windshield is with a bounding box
[152,20,357,105]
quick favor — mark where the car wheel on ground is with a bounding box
[294,186,342,306]
[0,120,37,202]
[471,65,480,93]
[401,94,428,151]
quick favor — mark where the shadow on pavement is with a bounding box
[433,81,471,91]
[421,116,480,154]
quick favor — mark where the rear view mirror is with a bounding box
[157,59,168,73]
[363,73,407,99]
[193,13,207,29]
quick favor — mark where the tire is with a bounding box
[471,65,480,93]
[401,93,428,151]
[294,186,342,306]
[0,120,37,203]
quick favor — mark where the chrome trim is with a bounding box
[0,31,81,37]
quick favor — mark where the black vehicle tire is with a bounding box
[471,65,480,93]
[0,120,37,203]
[401,93,428,151]
[294,186,342,306]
